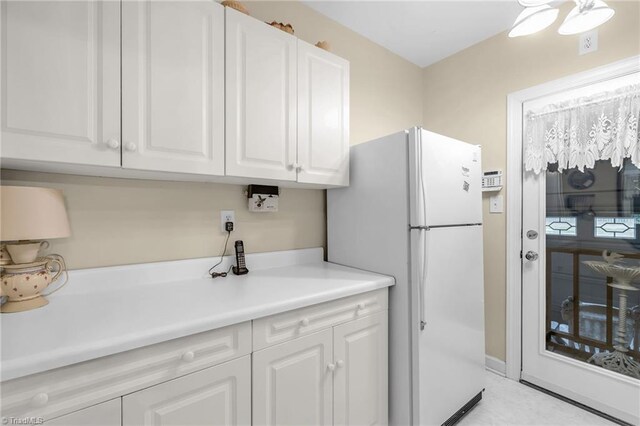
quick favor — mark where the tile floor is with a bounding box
[458,371,615,426]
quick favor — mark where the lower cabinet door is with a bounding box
[333,311,388,426]
[45,398,121,425]
[252,329,333,426]
[122,355,251,426]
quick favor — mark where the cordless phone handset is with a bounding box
[232,240,249,275]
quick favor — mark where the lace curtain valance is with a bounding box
[524,84,640,174]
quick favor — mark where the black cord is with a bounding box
[209,230,231,278]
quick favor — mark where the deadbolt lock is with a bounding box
[526,230,538,240]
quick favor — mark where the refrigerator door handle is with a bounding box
[418,228,430,331]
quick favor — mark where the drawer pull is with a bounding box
[327,363,336,372]
[336,359,345,368]
[31,393,49,407]
[299,318,310,327]
[181,351,195,363]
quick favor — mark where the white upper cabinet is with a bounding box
[121,0,225,176]
[1,1,120,167]
[225,7,297,181]
[297,41,350,186]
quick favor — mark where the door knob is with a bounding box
[181,351,195,362]
[105,139,120,150]
[525,251,539,261]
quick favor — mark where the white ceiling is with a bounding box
[302,1,524,68]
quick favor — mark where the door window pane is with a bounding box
[546,160,640,380]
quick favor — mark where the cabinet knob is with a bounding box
[299,318,310,327]
[357,303,366,311]
[336,359,344,368]
[290,162,299,171]
[327,363,336,371]
[105,139,120,150]
[31,392,49,407]
[124,142,138,152]
[181,351,195,363]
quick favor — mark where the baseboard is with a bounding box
[485,355,506,376]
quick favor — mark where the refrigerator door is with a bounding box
[411,225,486,425]
[409,129,482,227]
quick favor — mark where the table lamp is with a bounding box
[0,186,71,313]
[0,186,71,263]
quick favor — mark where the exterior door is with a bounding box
[1,1,120,167]
[521,77,640,425]
[252,329,333,426]
[333,312,388,426]
[225,7,297,181]
[121,0,225,176]
[122,356,251,425]
[297,40,350,186]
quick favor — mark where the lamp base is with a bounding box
[0,296,49,313]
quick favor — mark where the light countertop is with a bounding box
[0,248,394,381]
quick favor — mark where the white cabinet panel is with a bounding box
[123,355,251,426]
[297,41,349,186]
[333,312,388,426]
[122,0,224,175]
[46,399,120,426]
[252,329,332,426]
[225,8,297,181]
[1,1,120,166]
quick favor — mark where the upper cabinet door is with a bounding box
[225,8,297,181]
[297,41,350,186]
[1,1,120,167]
[121,0,225,176]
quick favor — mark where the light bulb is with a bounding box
[509,5,560,38]
[558,0,615,35]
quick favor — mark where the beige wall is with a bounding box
[421,1,640,361]
[1,1,422,270]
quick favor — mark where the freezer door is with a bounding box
[409,129,482,227]
[410,225,486,426]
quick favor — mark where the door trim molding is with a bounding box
[505,55,640,380]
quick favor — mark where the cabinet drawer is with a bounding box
[1,322,251,422]
[253,289,388,351]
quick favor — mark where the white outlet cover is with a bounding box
[220,210,235,232]
[579,30,598,55]
[489,195,504,214]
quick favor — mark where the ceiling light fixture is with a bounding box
[509,0,615,38]
[508,3,559,38]
[558,0,615,35]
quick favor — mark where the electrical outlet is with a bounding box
[579,30,598,55]
[220,210,235,232]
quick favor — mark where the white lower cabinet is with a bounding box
[2,291,387,426]
[253,307,388,426]
[253,329,334,426]
[334,312,388,426]
[122,356,251,426]
[45,399,120,426]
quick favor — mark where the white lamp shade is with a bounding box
[509,5,559,38]
[558,0,615,35]
[0,186,71,241]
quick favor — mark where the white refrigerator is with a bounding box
[328,127,486,426]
